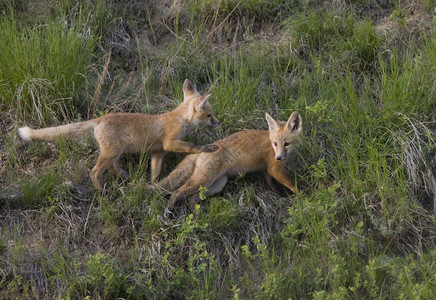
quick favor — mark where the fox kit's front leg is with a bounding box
[267,163,297,193]
[163,139,218,154]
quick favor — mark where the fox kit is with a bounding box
[18,79,220,190]
[153,111,303,213]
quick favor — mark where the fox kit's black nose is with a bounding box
[275,156,282,161]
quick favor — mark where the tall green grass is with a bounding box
[0,8,99,124]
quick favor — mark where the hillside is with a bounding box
[0,0,435,298]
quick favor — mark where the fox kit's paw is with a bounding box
[201,144,218,153]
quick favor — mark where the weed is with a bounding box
[78,253,128,298]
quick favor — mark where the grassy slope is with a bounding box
[0,0,435,298]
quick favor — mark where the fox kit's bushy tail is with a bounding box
[18,120,99,142]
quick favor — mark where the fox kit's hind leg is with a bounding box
[167,179,202,211]
[167,171,227,212]
[91,148,125,190]
[154,155,196,192]
[91,126,126,189]
[110,159,129,179]
[187,174,228,211]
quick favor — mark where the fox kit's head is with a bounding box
[183,79,220,127]
[266,111,303,161]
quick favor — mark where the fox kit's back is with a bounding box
[215,130,271,172]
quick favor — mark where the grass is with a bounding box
[0,9,97,124]
[0,0,435,298]
[0,0,116,125]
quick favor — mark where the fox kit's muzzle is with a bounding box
[210,115,220,127]
[274,149,288,161]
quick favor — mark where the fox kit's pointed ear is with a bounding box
[183,79,196,100]
[287,111,303,134]
[265,113,278,131]
[194,94,211,111]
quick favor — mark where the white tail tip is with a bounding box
[18,126,32,141]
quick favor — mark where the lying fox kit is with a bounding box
[18,79,220,190]
[153,111,303,213]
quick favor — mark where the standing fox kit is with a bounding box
[18,79,220,190]
[153,111,303,213]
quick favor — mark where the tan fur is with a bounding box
[154,111,303,213]
[18,79,220,190]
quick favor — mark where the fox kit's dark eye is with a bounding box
[284,142,290,147]
[207,114,212,118]
[274,142,278,147]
